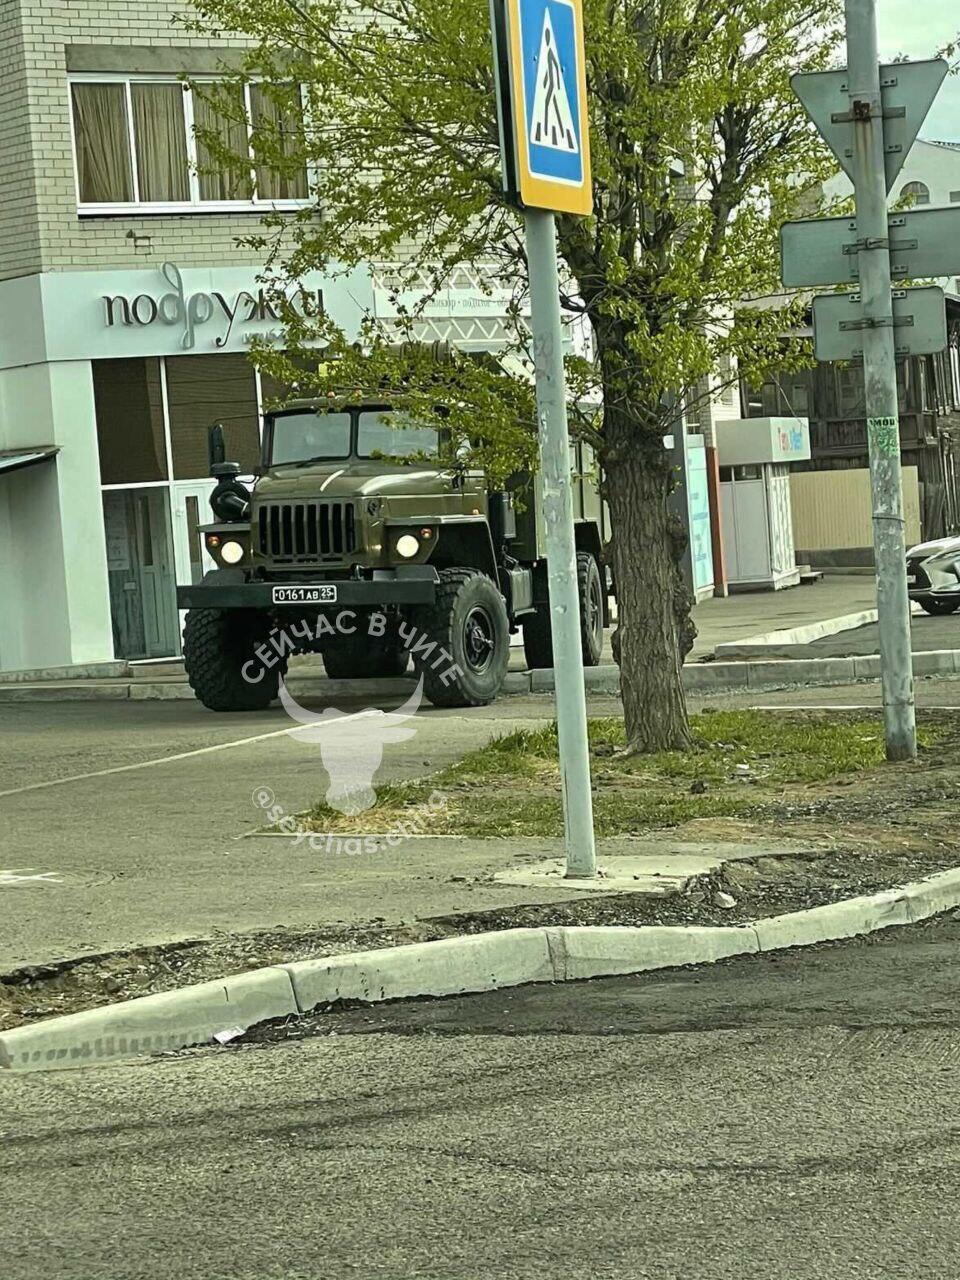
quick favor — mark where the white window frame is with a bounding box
[68,72,312,217]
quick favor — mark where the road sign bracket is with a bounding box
[831,105,906,124]
[838,315,903,333]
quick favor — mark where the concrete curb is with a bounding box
[715,608,881,659]
[0,967,298,1073]
[4,653,960,702]
[714,602,924,660]
[4,869,960,1072]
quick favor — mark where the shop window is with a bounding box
[69,75,308,212]
[166,354,261,480]
[93,358,167,484]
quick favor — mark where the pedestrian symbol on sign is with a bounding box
[531,11,578,153]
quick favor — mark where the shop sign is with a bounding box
[101,263,324,350]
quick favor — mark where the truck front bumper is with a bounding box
[177,566,438,611]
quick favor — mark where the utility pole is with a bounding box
[525,209,597,877]
[844,0,917,761]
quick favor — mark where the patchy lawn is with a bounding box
[299,710,944,839]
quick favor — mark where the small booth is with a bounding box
[716,417,811,592]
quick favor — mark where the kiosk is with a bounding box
[716,417,811,592]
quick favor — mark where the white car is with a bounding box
[906,535,960,615]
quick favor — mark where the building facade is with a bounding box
[0,0,524,673]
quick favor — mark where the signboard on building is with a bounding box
[716,417,812,468]
[0,264,375,371]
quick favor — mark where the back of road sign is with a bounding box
[495,0,592,216]
[791,60,947,194]
[812,286,946,362]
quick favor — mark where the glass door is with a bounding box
[103,489,180,659]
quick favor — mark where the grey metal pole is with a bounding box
[845,0,917,761]
[524,208,597,878]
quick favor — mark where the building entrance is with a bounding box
[103,488,179,659]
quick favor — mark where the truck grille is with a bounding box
[256,501,358,563]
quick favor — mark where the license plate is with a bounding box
[906,575,917,586]
[271,585,338,605]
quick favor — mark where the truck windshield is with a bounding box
[357,410,439,461]
[269,411,351,465]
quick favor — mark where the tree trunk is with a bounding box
[604,436,693,753]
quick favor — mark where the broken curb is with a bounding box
[4,867,960,1072]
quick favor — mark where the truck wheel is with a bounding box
[322,632,410,680]
[413,568,510,708]
[183,608,285,712]
[522,552,605,669]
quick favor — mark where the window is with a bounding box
[900,180,930,206]
[950,192,960,203]
[357,411,439,460]
[269,412,352,466]
[69,74,309,212]
[165,355,261,479]
[94,359,167,484]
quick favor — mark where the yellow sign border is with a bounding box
[505,0,592,216]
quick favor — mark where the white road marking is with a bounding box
[0,869,63,885]
[0,713,371,800]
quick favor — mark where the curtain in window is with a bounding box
[194,85,254,201]
[250,85,308,200]
[72,83,134,203]
[131,83,190,202]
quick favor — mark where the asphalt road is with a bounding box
[4,919,960,1279]
[4,677,960,970]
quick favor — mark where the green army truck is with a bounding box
[176,401,611,711]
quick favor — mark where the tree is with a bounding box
[188,0,840,751]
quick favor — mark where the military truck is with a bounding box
[177,400,611,711]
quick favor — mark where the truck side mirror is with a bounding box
[208,422,227,471]
[208,422,251,522]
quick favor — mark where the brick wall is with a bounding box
[0,3,42,278]
[2,0,289,281]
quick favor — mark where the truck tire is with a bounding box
[322,631,410,680]
[413,568,510,708]
[183,608,285,712]
[522,551,605,669]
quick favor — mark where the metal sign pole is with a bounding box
[845,0,917,761]
[524,208,597,879]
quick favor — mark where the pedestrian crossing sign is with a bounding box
[495,0,592,216]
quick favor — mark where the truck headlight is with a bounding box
[396,534,420,559]
[220,540,246,565]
